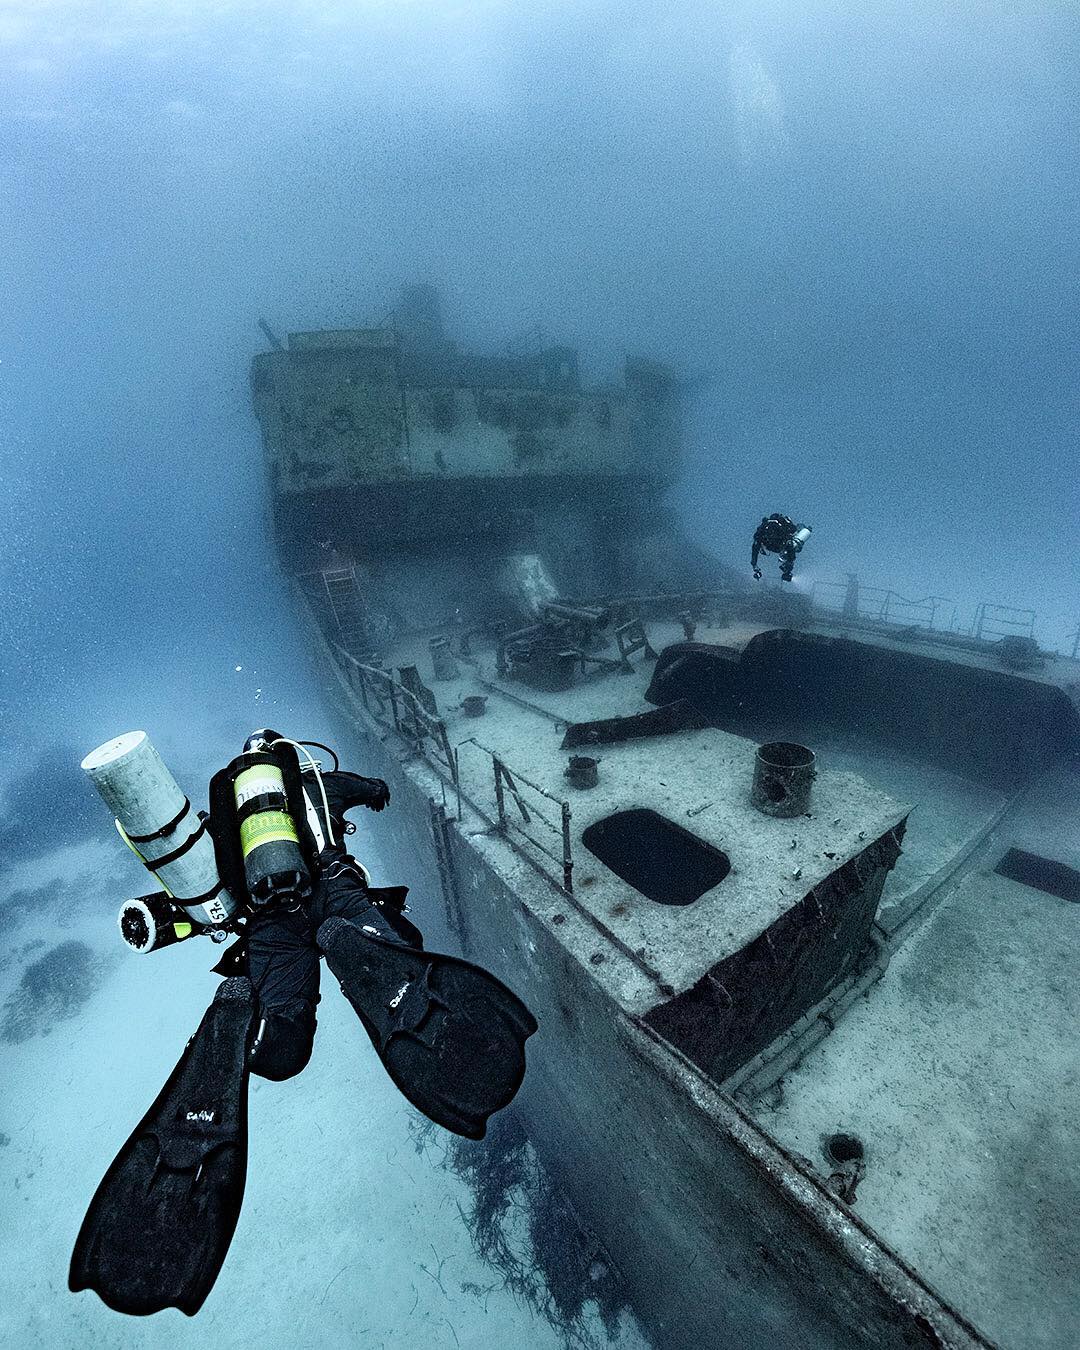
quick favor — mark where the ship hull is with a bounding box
[303,597,988,1350]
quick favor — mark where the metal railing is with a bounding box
[806,579,1080,660]
[330,635,576,894]
[809,580,954,632]
[458,738,574,894]
[972,602,1036,642]
[333,645,457,784]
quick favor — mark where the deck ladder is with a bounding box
[321,567,367,651]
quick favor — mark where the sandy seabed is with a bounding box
[0,838,647,1350]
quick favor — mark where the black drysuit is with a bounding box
[752,514,800,582]
[224,771,422,1082]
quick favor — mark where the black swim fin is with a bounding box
[69,977,257,1317]
[317,917,537,1140]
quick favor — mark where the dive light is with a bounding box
[118,892,201,954]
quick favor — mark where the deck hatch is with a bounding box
[581,809,730,906]
[994,847,1080,902]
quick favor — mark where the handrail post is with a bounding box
[409,694,426,752]
[493,759,507,831]
[357,663,370,712]
[403,691,418,748]
[561,800,573,893]
[438,720,456,783]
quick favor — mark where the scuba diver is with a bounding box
[751,513,812,583]
[69,729,536,1318]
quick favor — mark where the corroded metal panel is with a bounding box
[251,332,682,494]
[644,823,906,1082]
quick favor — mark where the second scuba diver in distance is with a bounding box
[70,728,538,1318]
[751,513,813,583]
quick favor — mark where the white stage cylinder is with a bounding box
[81,731,236,927]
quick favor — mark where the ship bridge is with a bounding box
[251,286,684,573]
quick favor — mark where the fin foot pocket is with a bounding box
[69,977,257,1317]
[317,917,537,1140]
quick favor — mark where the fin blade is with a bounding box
[317,917,537,1140]
[69,977,256,1316]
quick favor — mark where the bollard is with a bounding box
[565,755,599,790]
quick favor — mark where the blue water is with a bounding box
[1,4,1077,1346]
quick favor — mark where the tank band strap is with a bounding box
[126,798,191,844]
[144,816,208,872]
[173,878,228,907]
[236,792,288,826]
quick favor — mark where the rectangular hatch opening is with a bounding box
[582,808,730,906]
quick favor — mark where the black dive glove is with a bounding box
[320,771,391,825]
[364,778,391,811]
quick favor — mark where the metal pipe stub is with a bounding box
[751,741,816,818]
[565,755,599,790]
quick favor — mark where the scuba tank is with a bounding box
[792,525,812,550]
[82,731,238,933]
[209,730,321,911]
[232,741,311,907]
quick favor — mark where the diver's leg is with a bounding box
[312,846,537,1139]
[245,907,320,1081]
[313,849,424,948]
[780,544,796,582]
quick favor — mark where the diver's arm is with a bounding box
[321,770,391,815]
[751,527,763,577]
